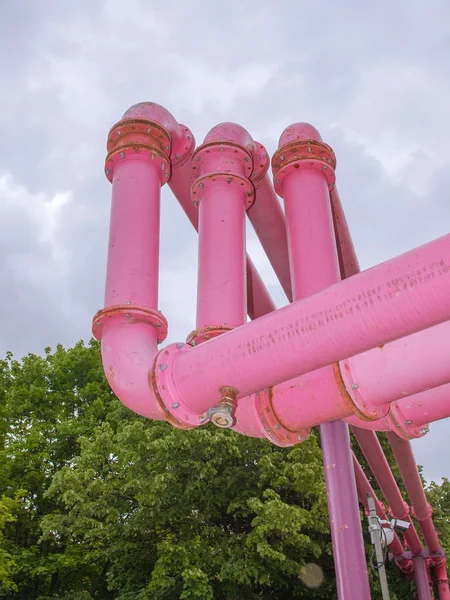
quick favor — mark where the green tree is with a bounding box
[0,341,446,598]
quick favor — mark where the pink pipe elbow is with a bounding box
[93,103,187,424]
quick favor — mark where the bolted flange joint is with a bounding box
[336,359,390,422]
[92,304,168,344]
[191,123,258,210]
[186,325,233,347]
[254,388,310,447]
[105,118,172,184]
[271,138,337,198]
[386,401,430,440]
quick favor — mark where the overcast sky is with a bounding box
[1,0,449,484]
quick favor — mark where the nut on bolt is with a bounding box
[208,386,238,428]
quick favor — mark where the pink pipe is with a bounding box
[414,556,433,600]
[163,232,450,415]
[436,563,450,600]
[167,129,276,321]
[352,454,413,572]
[330,186,360,278]
[94,103,179,421]
[196,180,246,329]
[277,122,370,599]
[104,159,161,307]
[351,429,423,554]
[248,172,293,301]
[387,434,443,558]
[401,383,450,426]
[194,124,249,334]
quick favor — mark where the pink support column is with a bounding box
[414,555,433,600]
[93,106,173,421]
[273,123,371,599]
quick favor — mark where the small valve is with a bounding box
[207,386,238,428]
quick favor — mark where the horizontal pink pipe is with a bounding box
[105,159,161,307]
[352,454,412,572]
[387,434,442,557]
[352,428,423,554]
[168,233,450,413]
[248,173,292,301]
[168,151,276,320]
[342,319,450,409]
[232,395,265,438]
[401,383,450,426]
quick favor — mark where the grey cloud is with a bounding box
[0,0,449,482]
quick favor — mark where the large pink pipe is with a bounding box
[277,122,371,599]
[162,232,450,415]
[194,124,251,334]
[168,124,276,321]
[104,159,161,307]
[94,103,178,421]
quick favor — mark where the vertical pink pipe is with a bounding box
[278,123,371,599]
[387,434,445,561]
[249,172,293,301]
[105,159,161,307]
[168,152,276,320]
[414,556,433,600]
[197,179,246,330]
[436,563,450,600]
[330,186,360,278]
[352,429,423,554]
[352,454,413,572]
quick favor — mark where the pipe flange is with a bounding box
[186,325,232,346]
[388,502,410,522]
[171,124,195,168]
[92,305,168,343]
[387,401,429,440]
[271,139,336,197]
[152,342,208,429]
[192,141,254,178]
[250,142,270,184]
[254,388,310,447]
[191,172,255,210]
[105,144,171,184]
[337,359,390,421]
[107,119,171,155]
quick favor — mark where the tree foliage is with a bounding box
[0,341,447,598]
